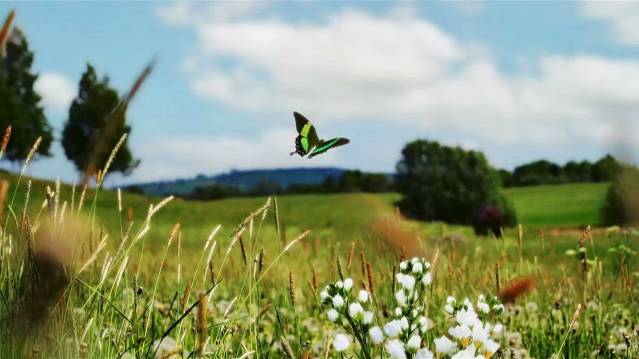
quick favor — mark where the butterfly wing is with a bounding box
[308,137,350,158]
[292,112,320,156]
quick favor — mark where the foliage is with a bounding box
[395,140,513,232]
[62,63,138,178]
[0,27,52,161]
[602,166,639,226]
[502,154,623,187]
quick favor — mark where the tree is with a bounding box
[511,160,564,186]
[62,64,138,181]
[592,154,622,182]
[563,160,593,183]
[395,140,516,232]
[0,27,52,162]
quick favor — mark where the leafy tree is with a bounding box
[62,64,138,180]
[511,160,564,186]
[602,166,639,226]
[395,140,516,232]
[497,169,514,187]
[592,154,622,182]
[563,160,593,183]
[0,28,52,162]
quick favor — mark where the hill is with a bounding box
[124,167,347,196]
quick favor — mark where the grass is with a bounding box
[0,167,636,358]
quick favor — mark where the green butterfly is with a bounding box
[289,112,350,158]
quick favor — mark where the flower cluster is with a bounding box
[320,277,375,355]
[373,257,434,359]
[436,295,503,358]
[317,257,507,359]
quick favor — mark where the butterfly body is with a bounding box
[290,112,349,158]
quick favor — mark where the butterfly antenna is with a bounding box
[289,151,296,156]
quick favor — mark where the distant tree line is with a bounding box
[186,170,394,200]
[498,154,622,187]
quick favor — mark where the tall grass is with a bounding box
[0,139,637,358]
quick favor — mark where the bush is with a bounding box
[395,140,516,234]
[602,166,639,226]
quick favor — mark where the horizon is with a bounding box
[2,1,638,186]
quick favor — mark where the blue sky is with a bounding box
[3,1,639,186]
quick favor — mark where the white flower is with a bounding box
[333,333,351,352]
[400,261,408,270]
[349,302,364,320]
[422,272,432,285]
[415,348,434,359]
[478,294,485,302]
[482,339,500,356]
[445,304,455,314]
[327,309,339,322]
[451,344,476,359]
[400,316,409,330]
[320,290,329,301]
[477,301,490,314]
[400,274,416,291]
[492,303,504,312]
[419,316,433,332]
[395,307,403,316]
[456,307,481,327]
[447,296,456,304]
[336,280,344,288]
[358,290,369,303]
[492,323,503,335]
[407,334,422,350]
[343,278,353,291]
[332,295,344,308]
[434,336,457,354]
[369,326,384,344]
[471,324,489,345]
[395,290,406,306]
[384,320,403,337]
[363,311,374,324]
[412,262,423,274]
[463,298,473,308]
[448,325,472,342]
[385,339,407,359]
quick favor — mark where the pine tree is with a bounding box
[62,63,139,182]
[0,27,52,162]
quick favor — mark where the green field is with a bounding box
[503,182,609,227]
[1,174,636,358]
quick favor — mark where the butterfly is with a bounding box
[289,112,350,158]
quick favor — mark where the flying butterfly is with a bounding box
[289,112,350,158]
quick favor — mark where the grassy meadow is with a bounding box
[0,169,637,358]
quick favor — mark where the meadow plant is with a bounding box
[319,257,506,358]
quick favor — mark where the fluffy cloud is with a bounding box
[131,128,340,182]
[34,71,76,113]
[156,2,638,159]
[580,2,639,46]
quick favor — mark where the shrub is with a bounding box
[602,166,639,226]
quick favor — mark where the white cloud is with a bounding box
[35,71,75,113]
[132,128,340,182]
[580,2,639,46]
[155,2,639,161]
